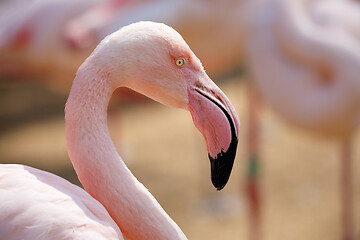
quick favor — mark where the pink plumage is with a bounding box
[0,164,122,240]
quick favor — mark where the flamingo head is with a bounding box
[93,21,240,190]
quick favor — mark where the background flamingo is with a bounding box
[245,0,360,239]
[64,0,248,77]
[0,21,240,239]
[0,0,248,87]
[0,0,102,87]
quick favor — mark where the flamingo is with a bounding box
[0,0,247,86]
[0,21,240,239]
[0,0,101,87]
[245,0,360,239]
[63,0,152,50]
[64,0,248,77]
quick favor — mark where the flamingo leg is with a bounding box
[246,83,262,240]
[341,137,354,240]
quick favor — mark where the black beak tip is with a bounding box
[210,156,234,191]
[209,137,238,191]
[214,181,226,191]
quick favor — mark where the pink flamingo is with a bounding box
[0,0,101,86]
[0,21,240,239]
[0,0,247,104]
[64,0,152,50]
[245,0,360,239]
[64,0,248,77]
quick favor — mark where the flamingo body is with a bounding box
[0,164,122,240]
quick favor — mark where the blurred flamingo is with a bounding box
[65,0,248,77]
[64,0,154,50]
[0,0,247,86]
[0,22,240,239]
[0,0,101,87]
[245,0,360,239]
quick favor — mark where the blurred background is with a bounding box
[0,0,359,239]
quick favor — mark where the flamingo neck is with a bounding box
[65,62,187,240]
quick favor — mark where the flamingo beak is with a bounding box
[187,75,240,190]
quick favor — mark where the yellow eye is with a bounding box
[175,58,184,66]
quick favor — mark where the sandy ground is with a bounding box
[0,77,359,240]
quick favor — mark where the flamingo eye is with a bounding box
[175,58,185,66]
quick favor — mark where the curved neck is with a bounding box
[65,61,187,240]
